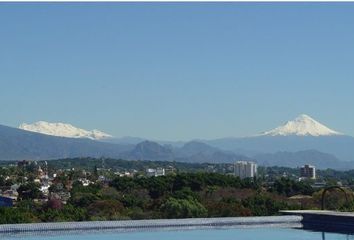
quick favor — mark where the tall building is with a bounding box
[234,161,257,179]
[300,164,316,179]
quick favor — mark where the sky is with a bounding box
[1,3,354,140]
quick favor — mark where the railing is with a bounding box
[321,186,349,210]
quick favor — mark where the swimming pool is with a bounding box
[2,226,353,240]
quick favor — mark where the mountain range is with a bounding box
[0,114,352,169]
[0,125,248,164]
[0,124,132,160]
[254,150,348,169]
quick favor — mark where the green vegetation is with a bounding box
[0,172,311,223]
[270,177,314,197]
[0,158,354,224]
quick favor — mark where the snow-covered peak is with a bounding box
[261,114,342,137]
[19,121,113,140]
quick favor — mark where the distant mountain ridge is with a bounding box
[254,150,350,170]
[202,114,354,162]
[121,140,250,164]
[124,141,174,161]
[0,124,133,160]
[2,114,354,169]
[0,124,250,164]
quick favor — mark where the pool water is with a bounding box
[2,227,354,240]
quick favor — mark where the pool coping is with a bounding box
[0,216,302,233]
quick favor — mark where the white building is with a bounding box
[300,164,316,180]
[234,161,257,179]
[78,178,92,186]
[146,168,165,177]
[155,168,165,177]
[146,168,156,177]
[40,184,50,194]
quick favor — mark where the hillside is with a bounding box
[0,124,132,160]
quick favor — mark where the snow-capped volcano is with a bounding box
[19,121,112,140]
[261,114,342,137]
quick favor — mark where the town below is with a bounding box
[0,158,353,224]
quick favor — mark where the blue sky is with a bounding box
[1,3,354,140]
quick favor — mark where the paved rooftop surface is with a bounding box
[280,210,354,217]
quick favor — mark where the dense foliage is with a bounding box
[0,172,310,223]
[0,158,353,224]
[270,178,314,197]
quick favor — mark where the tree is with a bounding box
[87,200,124,220]
[271,178,314,197]
[18,183,42,200]
[242,194,288,216]
[0,207,36,224]
[47,199,63,210]
[161,197,207,218]
[39,204,87,222]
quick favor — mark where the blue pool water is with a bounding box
[2,227,354,240]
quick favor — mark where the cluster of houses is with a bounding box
[0,160,53,206]
[0,160,177,207]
